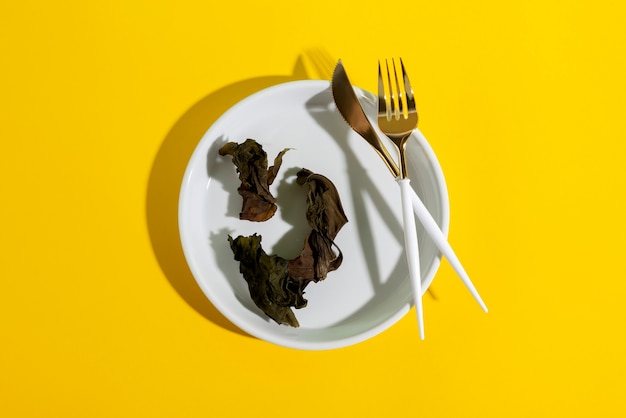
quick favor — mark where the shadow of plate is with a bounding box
[146,58,309,337]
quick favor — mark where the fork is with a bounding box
[378,58,425,339]
[378,58,488,323]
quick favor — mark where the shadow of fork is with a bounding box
[303,47,439,302]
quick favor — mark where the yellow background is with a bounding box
[2,0,625,416]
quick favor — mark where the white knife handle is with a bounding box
[397,178,425,340]
[410,187,488,313]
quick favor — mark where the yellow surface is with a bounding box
[2,1,625,416]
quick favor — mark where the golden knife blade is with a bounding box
[331,60,400,178]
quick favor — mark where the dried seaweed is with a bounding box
[228,234,302,327]
[218,138,290,222]
[288,168,348,286]
[227,168,348,327]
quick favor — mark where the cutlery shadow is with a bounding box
[304,87,407,300]
[302,48,440,302]
[146,59,310,338]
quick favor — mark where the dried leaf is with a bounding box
[227,167,348,328]
[228,234,302,327]
[219,138,290,222]
[288,168,348,284]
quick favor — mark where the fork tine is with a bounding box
[392,59,405,119]
[385,59,399,120]
[377,60,387,118]
[400,58,416,113]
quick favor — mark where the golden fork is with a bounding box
[378,58,425,339]
[378,58,418,179]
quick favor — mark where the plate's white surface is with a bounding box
[178,80,449,350]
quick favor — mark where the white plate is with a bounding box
[179,80,449,350]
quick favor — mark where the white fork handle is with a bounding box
[409,187,488,313]
[397,178,425,340]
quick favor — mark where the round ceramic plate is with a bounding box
[178,80,449,350]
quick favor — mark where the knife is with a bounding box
[331,60,488,313]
